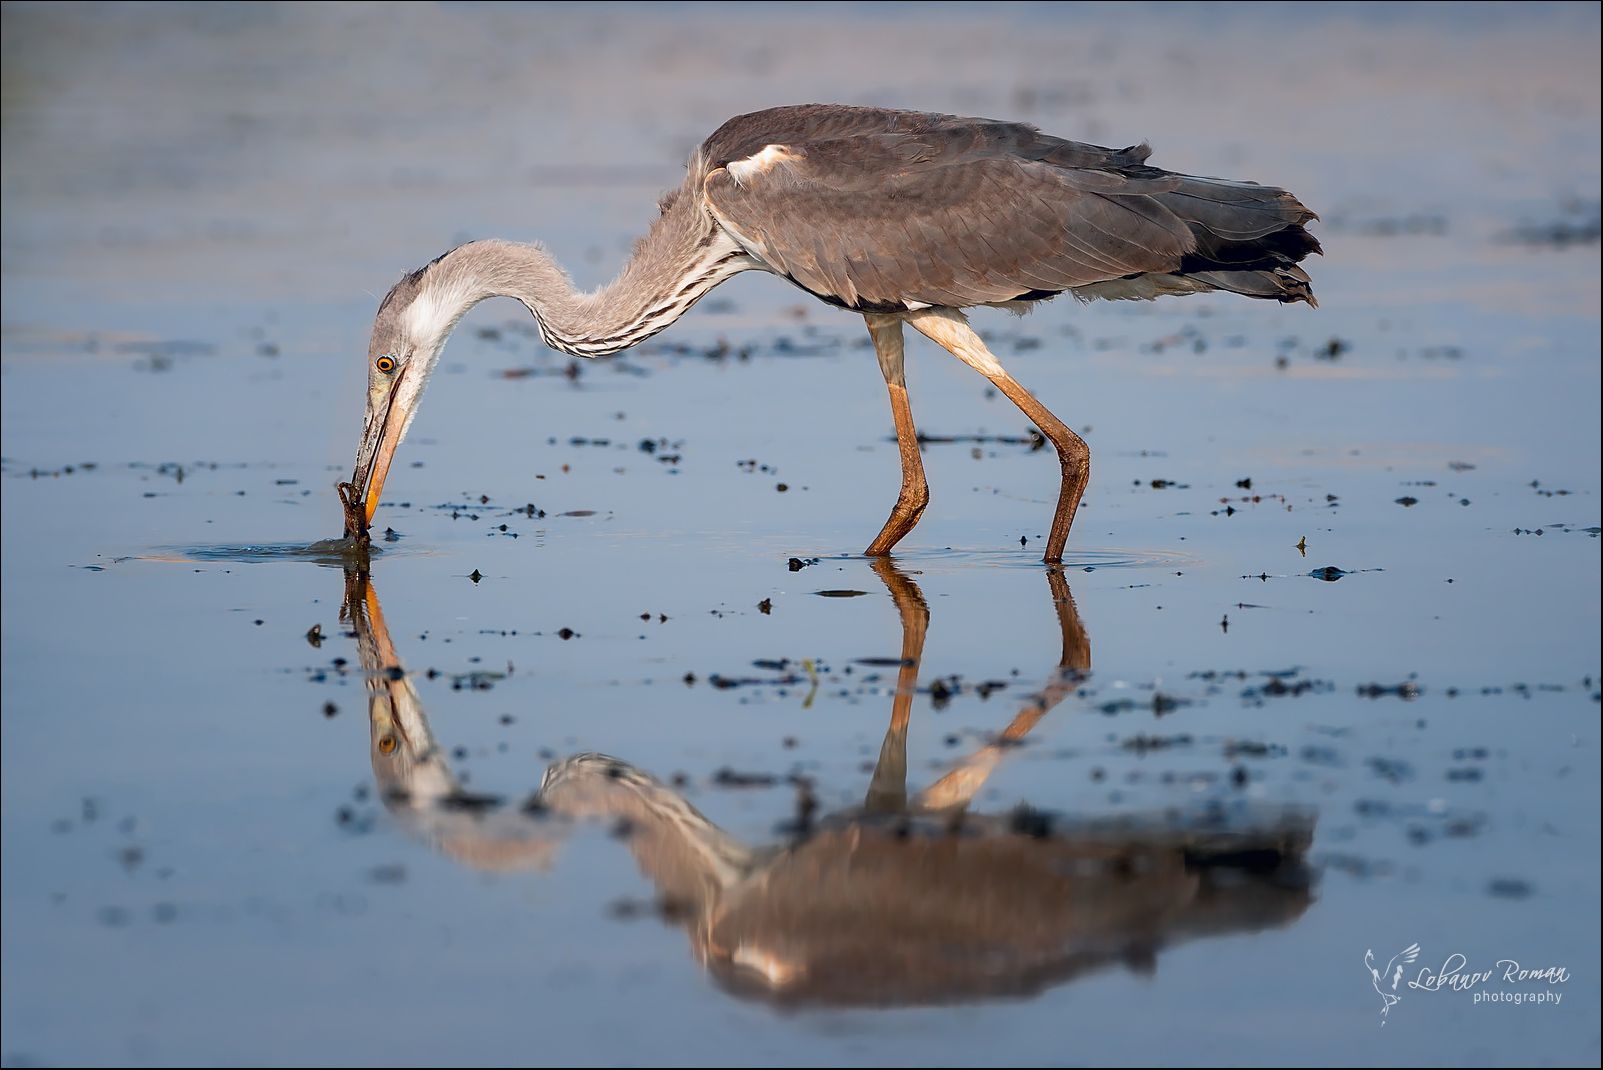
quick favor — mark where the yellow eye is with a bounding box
[375,355,397,374]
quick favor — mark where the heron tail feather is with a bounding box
[1073,173,1321,307]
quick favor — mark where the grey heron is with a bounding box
[343,105,1320,561]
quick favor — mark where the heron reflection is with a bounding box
[342,563,1314,1007]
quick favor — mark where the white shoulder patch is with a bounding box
[731,943,802,987]
[727,144,800,187]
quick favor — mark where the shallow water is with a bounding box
[2,3,1600,1067]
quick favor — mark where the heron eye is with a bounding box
[375,355,397,374]
[377,733,399,755]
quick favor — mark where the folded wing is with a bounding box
[699,105,1319,311]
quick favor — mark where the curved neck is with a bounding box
[410,191,753,358]
[539,754,757,896]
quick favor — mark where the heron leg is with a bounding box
[863,314,929,556]
[905,308,1089,564]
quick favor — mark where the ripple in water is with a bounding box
[150,538,391,567]
[907,546,1197,571]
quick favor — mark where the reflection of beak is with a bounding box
[357,576,411,756]
[348,368,409,530]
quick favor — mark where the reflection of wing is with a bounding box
[708,808,1314,1008]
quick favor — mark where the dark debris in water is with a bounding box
[1318,337,1350,360]
[1367,757,1415,783]
[1238,674,1333,705]
[1504,199,1601,247]
[1008,804,1056,839]
[607,893,697,923]
[703,667,811,690]
[1353,798,1487,844]
[439,790,504,813]
[1225,739,1286,760]
[1096,692,1190,717]
[1356,681,1423,701]
[1123,733,1193,753]
[1487,877,1535,899]
[367,863,407,885]
[450,670,506,691]
[711,767,781,789]
[912,428,1047,451]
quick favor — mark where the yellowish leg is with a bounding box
[863,315,929,557]
[905,308,1090,564]
[863,556,931,812]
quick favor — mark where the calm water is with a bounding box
[2,3,1599,1066]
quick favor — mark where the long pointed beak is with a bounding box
[344,369,409,537]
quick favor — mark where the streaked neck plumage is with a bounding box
[405,189,756,359]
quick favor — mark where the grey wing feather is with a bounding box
[697,105,1319,310]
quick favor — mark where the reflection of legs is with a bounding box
[864,557,931,812]
[916,565,1093,811]
[1046,565,1091,679]
[906,308,1089,564]
[995,567,1091,743]
[863,315,930,557]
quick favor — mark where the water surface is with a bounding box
[2,3,1599,1066]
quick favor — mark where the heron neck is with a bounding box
[538,755,758,897]
[415,194,753,358]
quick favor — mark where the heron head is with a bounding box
[345,260,456,535]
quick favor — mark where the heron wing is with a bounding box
[698,105,1315,311]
